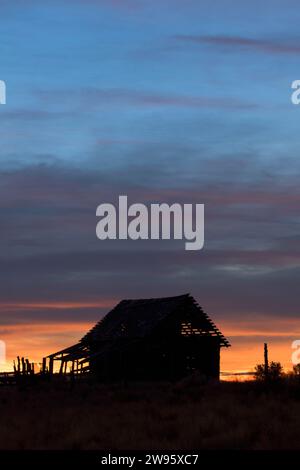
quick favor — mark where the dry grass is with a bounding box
[0,377,300,450]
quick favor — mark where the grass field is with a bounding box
[0,376,300,450]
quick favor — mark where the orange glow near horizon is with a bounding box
[0,303,299,377]
[220,315,300,376]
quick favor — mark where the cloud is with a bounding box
[1,109,74,122]
[35,87,257,111]
[0,160,299,317]
[174,34,300,55]
[72,0,141,10]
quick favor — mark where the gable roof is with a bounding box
[80,294,230,347]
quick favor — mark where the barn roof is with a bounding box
[80,294,230,347]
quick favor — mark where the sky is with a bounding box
[0,0,300,374]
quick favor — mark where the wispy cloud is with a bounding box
[175,34,300,55]
[35,87,257,111]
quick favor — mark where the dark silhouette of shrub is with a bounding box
[293,364,300,376]
[255,361,283,381]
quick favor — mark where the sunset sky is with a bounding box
[0,0,300,374]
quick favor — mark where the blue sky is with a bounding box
[0,0,300,371]
[2,0,300,168]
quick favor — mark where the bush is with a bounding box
[293,364,300,376]
[255,361,283,381]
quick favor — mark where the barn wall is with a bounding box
[89,336,221,382]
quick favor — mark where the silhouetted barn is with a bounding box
[45,294,230,381]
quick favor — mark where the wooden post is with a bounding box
[17,356,21,374]
[21,357,26,375]
[264,343,269,378]
[42,357,46,374]
[49,357,54,376]
[71,361,74,382]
